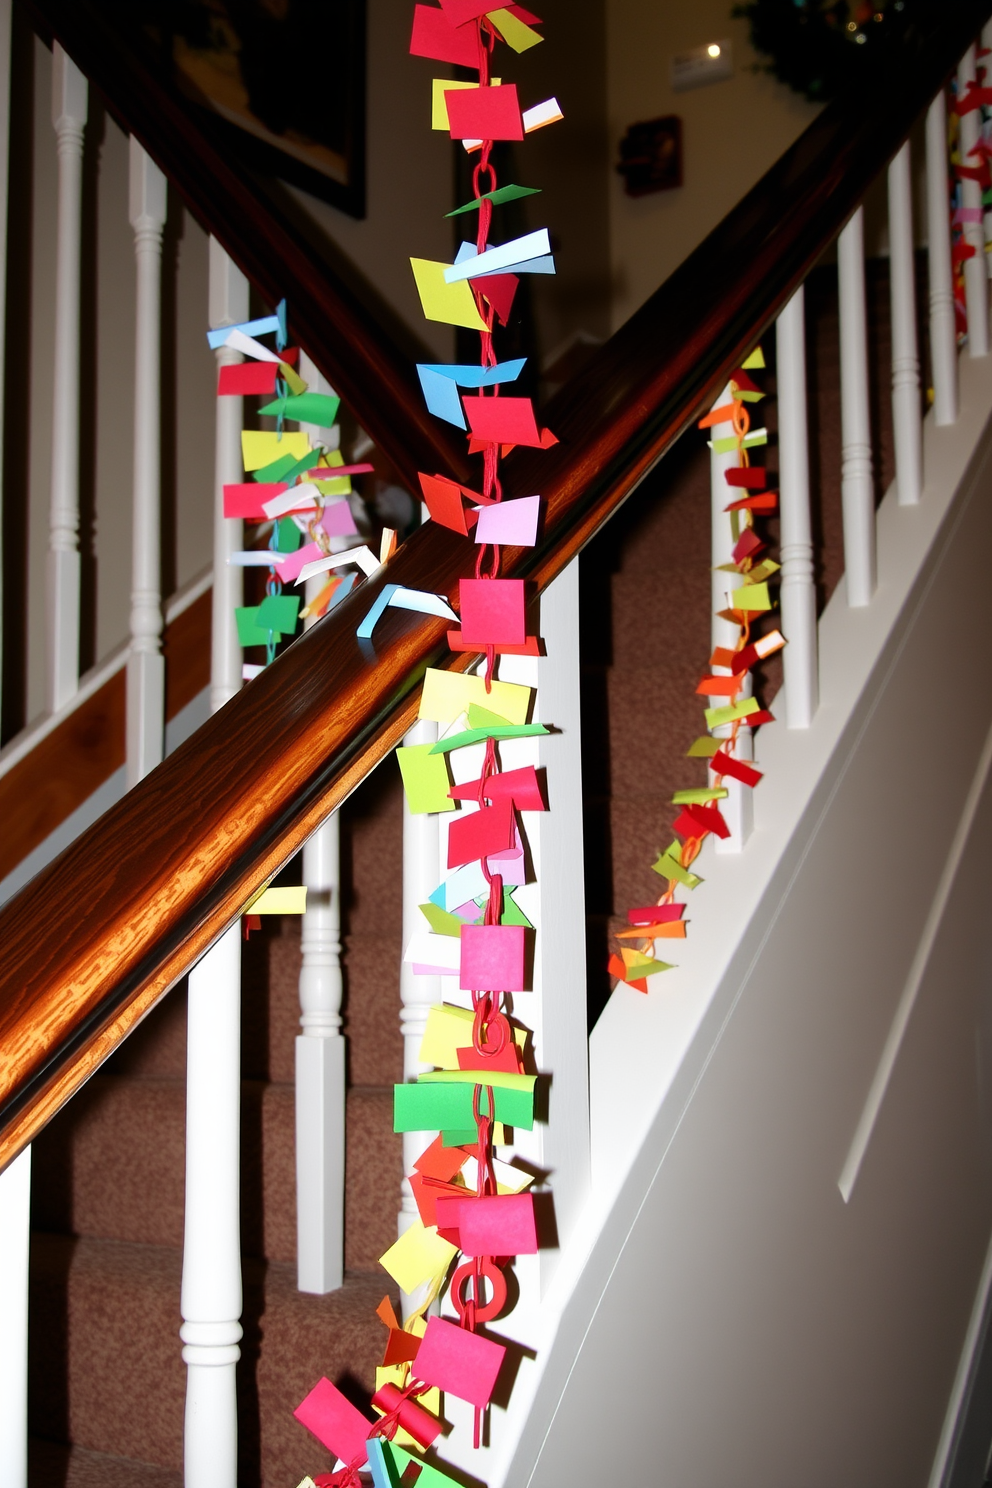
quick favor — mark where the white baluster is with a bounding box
[47,45,86,714]
[126,140,167,787]
[838,207,876,607]
[295,351,345,1294]
[0,1146,30,1488]
[399,716,441,1316]
[181,926,242,1488]
[958,45,989,357]
[888,142,922,506]
[776,287,818,729]
[926,87,959,426]
[708,381,753,853]
[208,239,248,714]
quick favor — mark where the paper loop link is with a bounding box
[450,1256,507,1324]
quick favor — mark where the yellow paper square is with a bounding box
[249,886,307,914]
[241,429,310,471]
[487,8,542,50]
[410,259,488,333]
[432,78,477,128]
[379,1219,457,1294]
[419,668,531,725]
[420,1002,527,1069]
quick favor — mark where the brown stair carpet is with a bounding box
[26,263,907,1484]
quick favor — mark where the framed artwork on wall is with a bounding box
[120,0,367,219]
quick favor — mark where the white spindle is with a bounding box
[708,380,753,852]
[888,142,922,506]
[208,239,248,713]
[47,45,86,714]
[180,925,242,1488]
[0,1146,30,1488]
[838,207,876,607]
[398,716,441,1315]
[126,141,167,787]
[295,352,346,1294]
[957,45,989,357]
[776,287,818,729]
[926,87,959,425]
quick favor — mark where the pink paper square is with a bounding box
[459,578,526,645]
[434,1192,538,1257]
[276,540,323,584]
[460,923,526,992]
[413,1315,506,1409]
[474,496,540,548]
[320,499,358,537]
[293,1377,371,1464]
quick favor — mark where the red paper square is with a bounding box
[438,0,494,25]
[446,84,524,142]
[459,578,526,645]
[413,1133,469,1182]
[434,1192,538,1257]
[294,1377,371,1464]
[223,482,287,519]
[410,3,480,65]
[460,923,526,992]
[418,472,477,535]
[469,272,518,326]
[218,361,279,396]
[463,395,542,447]
[413,1315,506,1409]
[447,800,515,869]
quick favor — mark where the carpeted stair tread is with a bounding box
[29,1438,184,1488]
[29,1232,395,1481]
[32,1077,400,1267]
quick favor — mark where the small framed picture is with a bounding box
[125,0,367,219]
[616,115,683,198]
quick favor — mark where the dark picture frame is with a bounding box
[118,0,367,219]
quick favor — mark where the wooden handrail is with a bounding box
[25,0,473,494]
[1,0,988,1171]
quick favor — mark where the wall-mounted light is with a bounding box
[671,39,734,91]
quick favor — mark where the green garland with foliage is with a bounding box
[733,0,920,101]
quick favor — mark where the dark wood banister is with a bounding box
[0,0,988,1172]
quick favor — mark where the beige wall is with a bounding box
[605,0,820,331]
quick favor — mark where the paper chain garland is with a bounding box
[608,351,787,993]
[287,2,561,1483]
[949,57,992,340]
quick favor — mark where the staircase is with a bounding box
[21,260,899,1485]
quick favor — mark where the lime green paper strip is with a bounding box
[652,847,702,889]
[430,723,548,754]
[671,786,728,805]
[705,696,760,729]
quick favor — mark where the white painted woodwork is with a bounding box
[957,46,989,358]
[838,207,876,607]
[0,0,13,724]
[0,1146,30,1488]
[294,350,346,1294]
[439,562,591,1483]
[888,141,923,506]
[398,714,441,1314]
[926,87,959,426]
[47,45,87,714]
[126,140,167,787]
[775,287,818,729]
[708,381,753,852]
[502,342,992,1488]
[208,238,248,713]
[180,925,243,1488]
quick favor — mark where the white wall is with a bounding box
[605,0,821,330]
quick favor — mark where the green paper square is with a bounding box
[256,593,300,634]
[275,517,301,553]
[235,606,279,648]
